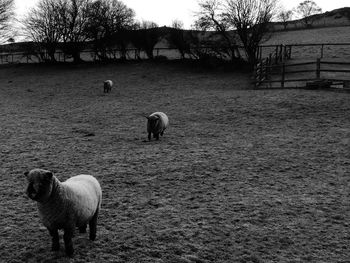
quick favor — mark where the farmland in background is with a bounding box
[262,26,350,60]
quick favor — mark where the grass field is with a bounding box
[263,26,350,60]
[0,61,349,262]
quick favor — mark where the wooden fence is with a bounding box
[255,58,350,89]
[0,44,287,65]
[255,43,350,89]
[258,43,350,60]
[255,44,292,63]
[0,47,186,64]
[0,45,248,64]
[254,44,292,87]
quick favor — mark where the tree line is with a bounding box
[0,0,324,66]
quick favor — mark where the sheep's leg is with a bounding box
[89,208,99,241]
[49,229,60,251]
[63,227,74,257]
[160,131,164,136]
[155,133,160,140]
[79,224,87,233]
[148,132,151,141]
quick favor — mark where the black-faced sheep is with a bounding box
[103,80,113,93]
[25,168,102,257]
[146,112,169,141]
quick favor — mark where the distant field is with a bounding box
[267,26,350,45]
[262,26,350,60]
[0,62,349,262]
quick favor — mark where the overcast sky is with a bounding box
[15,0,350,29]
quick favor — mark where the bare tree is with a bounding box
[22,0,61,62]
[223,0,277,65]
[171,19,184,29]
[195,0,277,65]
[129,20,162,59]
[277,10,293,30]
[85,0,135,61]
[0,0,14,43]
[55,0,91,63]
[296,0,322,27]
[168,19,192,59]
[194,0,240,62]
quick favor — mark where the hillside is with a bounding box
[270,7,350,31]
[265,26,350,45]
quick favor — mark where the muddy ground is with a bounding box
[0,61,349,262]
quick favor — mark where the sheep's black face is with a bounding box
[25,169,53,202]
[147,116,160,132]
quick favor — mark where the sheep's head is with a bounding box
[147,115,160,130]
[25,169,54,202]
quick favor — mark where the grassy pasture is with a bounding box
[262,26,350,60]
[0,61,349,262]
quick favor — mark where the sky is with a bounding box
[14,0,350,29]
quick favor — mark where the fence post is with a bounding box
[320,44,324,58]
[254,63,259,87]
[264,58,269,81]
[281,63,285,88]
[275,45,278,64]
[279,44,283,62]
[316,58,321,79]
[289,45,292,59]
[255,61,263,87]
[259,46,262,61]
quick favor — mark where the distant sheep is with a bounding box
[146,112,169,141]
[103,80,113,93]
[25,168,102,257]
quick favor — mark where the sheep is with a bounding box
[103,80,113,93]
[25,168,102,257]
[145,112,169,141]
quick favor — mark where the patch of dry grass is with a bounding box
[0,62,349,262]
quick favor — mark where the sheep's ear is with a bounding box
[24,171,29,178]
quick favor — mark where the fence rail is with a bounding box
[259,43,350,60]
[0,47,188,64]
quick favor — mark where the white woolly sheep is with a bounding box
[103,80,113,93]
[145,112,169,141]
[25,168,102,257]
